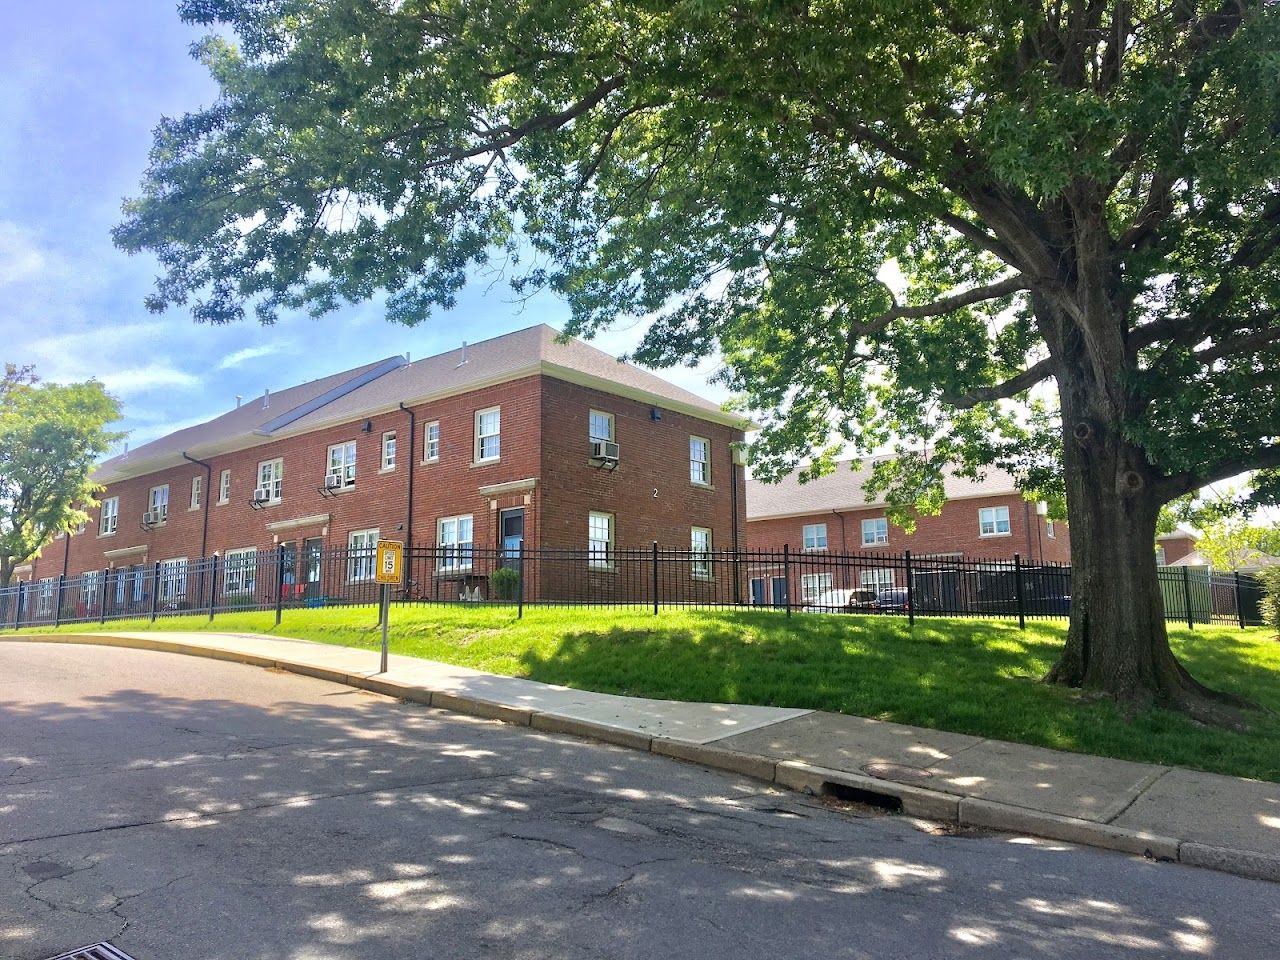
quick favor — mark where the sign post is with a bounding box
[374,539,404,674]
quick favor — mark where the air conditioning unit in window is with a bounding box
[590,440,620,465]
[252,486,272,503]
[324,474,343,490]
[142,509,163,526]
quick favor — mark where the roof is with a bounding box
[96,324,743,483]
[1168,548,1280,572]
[1157,526,1201,543]
[276,324,741,435]
[746,457,1023,521]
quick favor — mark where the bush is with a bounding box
[489,566,520,601]
[1260,567,1280,640]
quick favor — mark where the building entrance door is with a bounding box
[303,538,323,600]
[500,509,525,568]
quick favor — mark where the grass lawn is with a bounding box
[18,605,1280,783]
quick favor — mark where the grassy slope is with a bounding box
[20,605,1280,782]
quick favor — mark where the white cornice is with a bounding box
[265,513,332,532]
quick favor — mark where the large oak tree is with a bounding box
[115,0,1280,718]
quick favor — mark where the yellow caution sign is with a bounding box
[375,539,404,585]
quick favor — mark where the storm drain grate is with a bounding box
[42,944,138,960]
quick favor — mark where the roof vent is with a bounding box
[235,394,242,408]
[262,388,270,409]
[456,341,469,368]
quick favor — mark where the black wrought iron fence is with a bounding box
[0,544,1266,629]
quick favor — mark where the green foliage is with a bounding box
[488,566,520,601]
[115,0,1280,520]
[0,368,123,584]
[1196,520,1280,571]
[1258,567,1280,640]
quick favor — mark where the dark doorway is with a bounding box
[303,537,323,600]
[500,509,525,568]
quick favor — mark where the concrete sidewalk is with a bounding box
[9,630,1279,883]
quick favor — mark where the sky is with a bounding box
[0,1,729,451]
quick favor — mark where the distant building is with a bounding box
[1156,527,1200,566]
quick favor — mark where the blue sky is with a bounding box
[0,1,728,450]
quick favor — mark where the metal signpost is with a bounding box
[374,539,403,674]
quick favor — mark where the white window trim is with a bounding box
[691,526,713,579]
[257,458,284,503]
[348,528,380,582]
[474,406,501,464]
[423,421,441,463]
[802,523,828,552]
[217,469,231,505]
[148,485,169,523]
[159,558,187,602]
[99,497,119,537]
[37,578,56,617]
[587,511,615,570]
[380,430,397,472]
[1046,519,1056,539]
[189,476,202,511]
[327,442,357,489]
[589,409,615,443]
[436,516,474,572]
[223,547,258,596]
[861,517,889,547]
[978,505,1012,538]
[689,436,712,486]
[800,572,834,601]
[861,569,896,591]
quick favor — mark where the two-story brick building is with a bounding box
[745,458,1070,605]
[24,325,748,610]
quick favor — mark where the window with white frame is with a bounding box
[218,469,231,504]
[1155,545,1167,566]
[588,512,614,569]
[978,505,1011,537]
[80,571,100,609]
[423,421,440,462]
[862,517,889,546]
[689,436,711,485]
[37,578,55,617]
[474,407,501,462]
[691,527,713,578]
[589,410,614,443]
[802,523,827,551]
[223,548,257,595]
[132,564,145,603]
[381,431,397,470]
[327,442,357,488]
[159,558,187,603]
[1046,519,1056,539]
[148,484,169,522]
[861,568,896,591]
[190,476,202,510]
[436,516,473,572]
[114,569,127,606]
[348,528,380,581]
[800,572,834,601]
[99,496,118,536]
[257,458,283,502]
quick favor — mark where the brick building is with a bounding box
[745,458,1070,605]
[23,325,748,609]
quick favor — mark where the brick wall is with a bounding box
[1157,535,1197,565]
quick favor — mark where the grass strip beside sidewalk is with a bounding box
[17,605,1280,783]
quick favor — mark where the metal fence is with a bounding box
[0,544,1266,630]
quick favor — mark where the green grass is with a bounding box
[20,605,1280,782]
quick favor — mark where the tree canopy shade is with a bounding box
[116,0,1280,719]
[0,368,122,587]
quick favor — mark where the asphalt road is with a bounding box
[1,645,1276,960]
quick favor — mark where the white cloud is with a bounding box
[0,221,48,287]
[99,365,203,397]
[217,343,282,370]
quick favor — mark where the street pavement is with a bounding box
[2,644,1278,960]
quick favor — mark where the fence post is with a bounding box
[14,582,25,630]
[1181,564,1194,631]
[99,567,110,624]
[53,575,64,628]
[208,555,218,621]
[1013,553,1026,630]
[905,550,915,627]
[517,545,524,619]
[1235,571,1246,630]
[783,543,792,618]
[651,541,660,616]
[150,561,161,623]
[275,548,286,627]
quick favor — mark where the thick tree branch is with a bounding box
[1159,444,1280,501]
[847,274,1029,340]
[942,356,1055,409]
[1193,325,1280,365]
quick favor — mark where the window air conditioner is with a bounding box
[143,509,163,525]
[253,486,272,502]
[590,440,620,462]
[324,474,343,489]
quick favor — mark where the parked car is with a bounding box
[873,588,910,613]
[803,588,880,614]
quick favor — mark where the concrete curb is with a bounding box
[5,632,1273,884]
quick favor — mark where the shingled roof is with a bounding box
[746,458,1022,520]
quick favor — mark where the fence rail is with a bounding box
[1,545,1266,630]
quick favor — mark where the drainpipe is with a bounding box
[399,403,416,548]
[833,509,849,588]
[730,456,742,604]
[1023,500,1035,563]
[181,452,214,560]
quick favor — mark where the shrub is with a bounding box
[1259,567,1280,640]
[489,566,520,601]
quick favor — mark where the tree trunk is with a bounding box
[1045,350,1250,725]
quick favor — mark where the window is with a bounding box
[159,558,187,603]
[861,569,896,591]
[423,421,440,462]
[223,548,257,595]
[1046,519,1056,539]
[257,458,284,502]
[148,485,169,522]
[475,407,501,463]
[80,571,100,609]
[862,517,889,546]
[132,564,145,603]
[588,512,614,569]
[437,516,473,572]
[348,529,380,581]
[37,579,55,617]
[99,496,118,536]
[190,476,202,510]
[800,572,834,601]
[1155,545,1167,566]
[802,523,827,551]
[589,410,615,443]
[114,569,127,606]
[218,469,231,504]
[978,505,1011,537]
[689,436,711,485]
[327,442,357,488]
[691,527,713,578]
[381,431,397,470]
